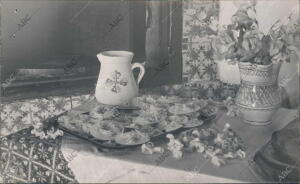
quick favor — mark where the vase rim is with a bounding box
[238,62,273,68]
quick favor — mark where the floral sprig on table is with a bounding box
[166,134,185,160]
[141,123,246,167]
[211,0,300,65]
[177,123,246,167]
[141,142,164,155]
[223,97,239,117]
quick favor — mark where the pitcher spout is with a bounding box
[97,51,134,64]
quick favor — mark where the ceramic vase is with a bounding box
[235,62,282,125]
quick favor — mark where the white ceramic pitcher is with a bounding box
[95,51,145,105]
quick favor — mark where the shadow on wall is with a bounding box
[1,0,133,80]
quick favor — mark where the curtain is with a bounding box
[142,0,182,88]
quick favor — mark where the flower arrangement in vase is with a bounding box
[212,0,300,125]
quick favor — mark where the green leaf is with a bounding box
[231,9,254,29]
[260,35,271,56]
[239,50,256,62]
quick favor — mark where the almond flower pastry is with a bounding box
[144,95,159,104]
[188,98,208,107]
[90,105,120,120]
[59,113,94,135]
[58,115,77,132]
[133,107,167,126]
[141,142,154,154]
[223,97,239,117]
[81,120,96,135]
[168,102,201,115]
[31,122,63,140]
[159,120,182,132]
[157,95,181,104]
[179,133,190,145]
[214,123,230,144]
[133,95,160,107]
[31,123,48,139]
[166,134,184,159]
[148,105,168,121]
[236,149,246,158]
[223,149,246,159]
[182,118,204,128]
[169,115,189,125]
[115,131,150,145]
[200,105,218,118]
[205,148,226,167]
[223,123,231,132]
[141,142,164,155]
[132,116,156,126]
[46,127,64,139]
[90,121,124,141]
[189,138,205,153]
[191,129,200,137]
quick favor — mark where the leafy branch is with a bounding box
[212,2,300,65]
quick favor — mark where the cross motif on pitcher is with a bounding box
[105,70,128,93]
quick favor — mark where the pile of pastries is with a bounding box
[58,95,209,146]
[177,123,246,166]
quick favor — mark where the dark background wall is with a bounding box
[1,0,145,79]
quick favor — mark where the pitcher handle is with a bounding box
[131,63,145,85]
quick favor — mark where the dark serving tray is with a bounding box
[45,108,216,151]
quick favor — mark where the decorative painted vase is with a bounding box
[95,51,145,105]
[235,62,282,125]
